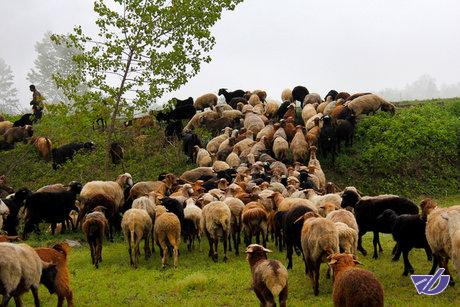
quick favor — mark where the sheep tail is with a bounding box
[130,228,135,254]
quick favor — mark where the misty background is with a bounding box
[1,0,459,113]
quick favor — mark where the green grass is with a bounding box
[18,195,460,306]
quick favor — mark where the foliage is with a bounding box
[324,99,460,197]
[0,57,20,114]
[27,32,86,105]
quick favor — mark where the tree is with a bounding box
[28,31,85,104]
[52,0,243,173]
[0,58,20,114]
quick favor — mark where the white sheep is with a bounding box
[132,196,156,254]
[183,198,202,251]
[244,111,265,136]
[195,146,212,167]
[335,221,358,255]
[281,88,293,102]
[301,104,317,127]
[326,209,359,233]
[206,127,232,154]
[121,208,153,268]
[0,242,56,306]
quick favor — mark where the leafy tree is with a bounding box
[0,57,20,114]
[28,31,85,104]
[52,0,243,172]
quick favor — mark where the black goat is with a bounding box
[165,120,183,139]
[109,142,124,165]
[22,182,82,238]
[218,88,246,103]
[13,113,33,127]
[277,101,290,119]
[335,116,356,152]
[160,197,184,229]
[52,141,95,170]
[174,97,194,108]
[341,189,419,259]
[156,104,196,122]
[182,132,202,161]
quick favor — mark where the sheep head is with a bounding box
[328,253,362,282]
[420,198,438,220]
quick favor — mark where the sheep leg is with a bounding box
[31,285,40,307]
[254,291,265,307]
[222,231,228,262]
[429,254,439,275]
[391,243,399,256]
[212,235,218,262]
[313,261,321,296]
[57,297,64,307]
[424,244,432,261]
[173,244,179,268]
[128,236,134,267]
[2,294,11,307]
[206,231,214,259]
[279,286,288,307]
[378,239,383,253]
[392,245,402,262]
[402,249,414,276]
[13,296,23,307]
[286,243,294,270]
[439,258,455,286]
[144,234,151,260]
[160,240,168,268]
[51,223,57,235]
[372,231,380,259]
[357,232,367,256]
[233,225,239,256]
[151,228,155,254]
[96,241,103,268]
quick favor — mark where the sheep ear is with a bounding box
[41,261,57,270]
[262,247,272,253]
[294,216,304,224]
[245,246,254,253]
[441,212,449,221]
[353,260,363,265]
[328,259,337,265]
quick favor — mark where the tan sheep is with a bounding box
[268,192,316,212]
[244,111,265,136]
[281,88,293,102]
[121,208,152,268]
[256,124,275,142]
[195,146,212,167]
[326,209,359,233]
[201,200,231,262]
[264,100,280,118]
[426,205,460,282]
[242,202,269,247]
[308,146,326,189]
[335,221,358,255]
[304,93,322,105]
[305,113,323,130]
[273,136,289,161]
[180,167,215,182]
[248,94,262,106]
[346,94,395,116]
[0,120,13,135]
[154,211,181,268]
[300,212,340,296]
[226,152,241,168]
[290,126,309,163]
[224,197,245,255]
[206,127,232,154]
[301,103,317,127]
[183,110,218,132]
[132,196,156,254]
[183,198,202,251]
[193,93,218,110]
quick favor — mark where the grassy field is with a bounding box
[17,195,460,306]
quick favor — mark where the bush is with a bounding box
[324,99,460,197]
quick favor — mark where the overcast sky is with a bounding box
[1,0,459,109]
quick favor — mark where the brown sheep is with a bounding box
[193,93,218,110]
[0,120,13,135]
[35,242,74,307]
[328,253,384,307]
[3,125,33,144]
[290,126,309,163]
[32,136,52,161]
[82,207,109,268]
[246,244,288,307]
[154,211,181,268]
[242,202,269,247]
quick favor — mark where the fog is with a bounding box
[1,0,459,110]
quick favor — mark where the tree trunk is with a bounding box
[104,48,134,176]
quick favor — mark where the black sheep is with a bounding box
[341,189,419,259]
[109,142,124,165]
[22,182,83,238]
[165,120,183,138]
[283,205,316,269]
[174,97,194,108]
[160,197,184,229]
[319,115,337,162]
[156,104,196,122]
[218,88,246,103]
[13,113,33,127]
[0,140,14,151]
[182,132,202,161]
[292,86,309,106]
[277,101,290,119]
[229,97,247,109]
[335,116,356,152]
[324,90,338,101]
[52,141,95,170]
[1,188,31,235]
[377,208,433,276]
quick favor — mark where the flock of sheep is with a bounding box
[0,86,458,307]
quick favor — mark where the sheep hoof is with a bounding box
[392,256,399,262]
[372,254,378,260]
[403,271,409,276]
